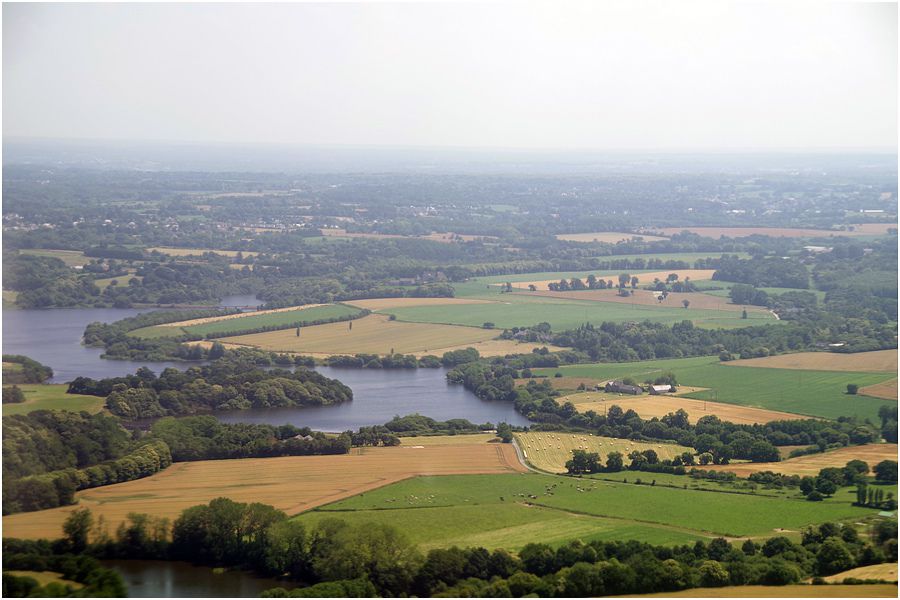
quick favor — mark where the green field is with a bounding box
[702,286,828,302]
[534,356,895,421]
[131,304,361,338]
[464,268,713,287]
[2,384,105,416]
[91,274,142,291]
[3,290,19,308]
[18,249,90,267]
[385,286,775,331]
[295,473,877,549]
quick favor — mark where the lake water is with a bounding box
[2,298,529,429]
[103,560,295,598]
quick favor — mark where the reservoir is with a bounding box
[2,299,529,429]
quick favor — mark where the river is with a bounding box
[102,560,295,598]
[1,297,529,429]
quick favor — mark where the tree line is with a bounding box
[9,499,896,598]
[1,355,54,384]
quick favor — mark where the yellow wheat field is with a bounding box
[515,432,685,474]
[725,349,898,373]
[217,313,499,356]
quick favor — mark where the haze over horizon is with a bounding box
[3,1,898,152]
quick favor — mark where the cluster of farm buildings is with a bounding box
[602,380,675,395]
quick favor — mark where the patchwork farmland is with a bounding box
[1,436,524,541]
[298,471,879,549]
[536,354,897,421]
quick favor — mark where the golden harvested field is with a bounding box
[725,349,897,373]
[848,223,899,235]
[156,303,325,328]
[344,297,494,310]
[517,288,767,314]
[701,444,899,478]
[218,313,499,356]
[626,584,898,597]
[822,563,898,583]
[507,269,717,291]
[861,378,898,400]
[147,247,259,257]
[564,391,803,425]
[515,432,685,474]
[2,438,525,541]
[555,232,670,243]
[654,226,894,238]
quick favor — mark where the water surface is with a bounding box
[103,560,294,598]
[2,299,529,429]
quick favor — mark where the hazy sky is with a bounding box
[3,1,897,151]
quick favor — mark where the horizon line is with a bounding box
[3,135,897,156]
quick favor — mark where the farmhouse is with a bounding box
[604,380,643,395]
[649,384,674,395]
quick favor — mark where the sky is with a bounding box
[2,1,897,152]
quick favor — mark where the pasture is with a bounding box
[560,391,804,425]
[300,471,877,546]
[344,297,493,310]
[130,303,359,338]
[517,288,770,314]
[700,444,900,478]
[218,313,500,356]
[91,274,142,290]
[2,571,82,590]
[556,231,670,243]
[725,349,898,373]
[535,356,897,421]
[386,295,770,331]
[629,584,898,597]
[653,226,895,238]
[1,437,524,541]
[18,248,90,267]
[1,384,105,416]
[504,269,717,291]
[515,432,685,473]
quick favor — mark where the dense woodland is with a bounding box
[66,357,353,418]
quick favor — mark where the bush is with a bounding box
[847,384,859,395]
